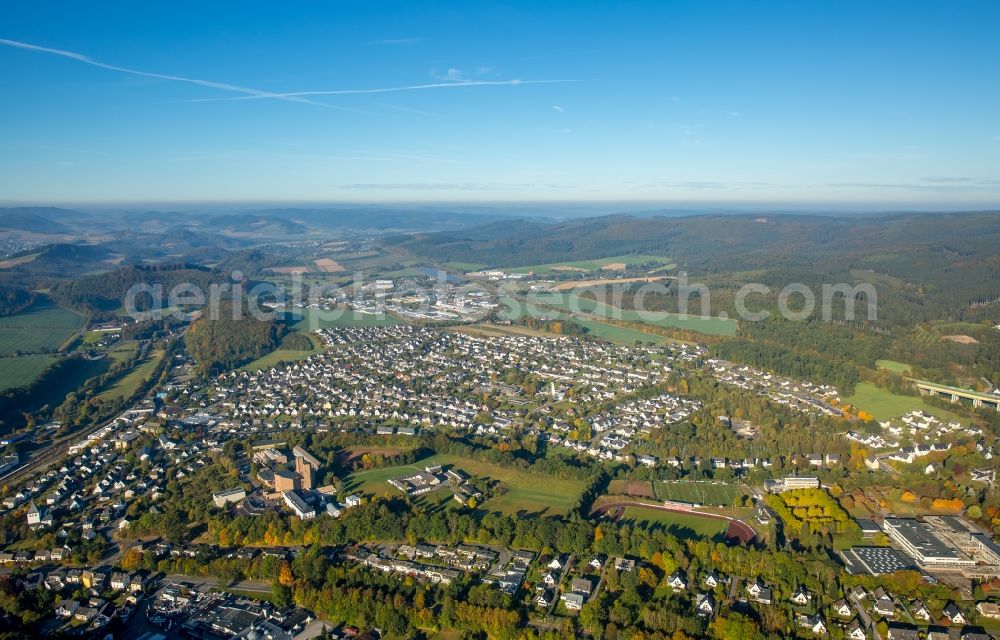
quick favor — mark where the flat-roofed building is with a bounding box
[766,476,821,492]
[883,518,974,567]
[283,490,316,520]
[972,533,1000,566]
[782,476,820,490]
[212,487,246,508]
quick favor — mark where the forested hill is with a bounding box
[0,285,37,317]
[48,264,228,318]
[184,312,284,374]
[386,211,1000,271]
[386,211,1000,324]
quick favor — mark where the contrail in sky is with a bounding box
[1,37,573,109]
[187,79,576,102]
[0,37,347,109]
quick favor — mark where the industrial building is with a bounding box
[882,518,974,567]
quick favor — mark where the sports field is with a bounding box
[656,481,748,506]
[0,303,85,355]
[507,254,672,275]
[292,306,401,330]
[345,453,586,516]
[0,354,56,391]
[619,506,729,539]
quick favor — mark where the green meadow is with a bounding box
[345,452,586,516]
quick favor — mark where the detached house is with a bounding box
[910,600,931,622]
[667,570,688,591]
[832,599,853,618]
[942,601,966,625]
[791,585,812,605]
[695,593,715,618]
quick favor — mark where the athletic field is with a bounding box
[656,481,748,506]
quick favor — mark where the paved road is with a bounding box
[547,553,575,616]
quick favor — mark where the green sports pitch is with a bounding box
[656,481,748,506]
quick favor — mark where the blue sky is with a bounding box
[1,1,998,206]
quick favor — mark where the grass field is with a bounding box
[575,319,674,345]
[843,382,965,422]
[0,354,56,391]
[32,356,112,410]
[445,261,488,272]
[106,341,139,364]
[528,293,736,336]
[82,330,117,345]
[494,296,676,344]
[507,254,672,275]
[96,348,164,402]
[0,303,85,355]
[609,479,655,497]
[454,323,563,339]
[345,453,586,516]
[242,334,319,371]
[656,481,748,506]
[291,306,401,330]
[876,359,912,374]
[619,506,729,539]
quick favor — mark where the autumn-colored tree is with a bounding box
[711,613,760,640]
[278,562,295,586]
[120,547,143,571]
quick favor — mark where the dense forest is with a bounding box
[184,312,285,374]
[49,263,228,318]
[389,212,1000,327]
[0,285,35,317]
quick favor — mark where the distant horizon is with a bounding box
[1,200,999,217]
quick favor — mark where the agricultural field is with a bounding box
[529,293,736,336]
[506,254,672,275]
[843,381,965,423]
[618,506,729,539]
[656,481,749,506]
[291,306,401,330]
[344,453,586,516]
[0,302,85,355]
[0,354,56,391]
